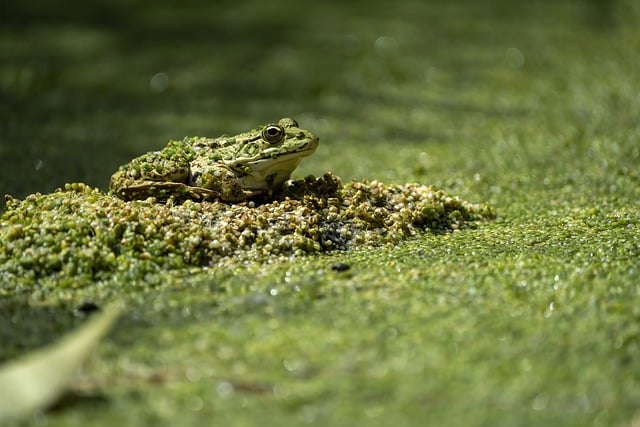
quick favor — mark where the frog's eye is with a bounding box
[262,124,285,144]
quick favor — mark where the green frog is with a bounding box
[109,118,319,202]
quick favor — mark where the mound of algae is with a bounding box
[0,173,494,284]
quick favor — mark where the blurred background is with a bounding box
[1,0,635,200]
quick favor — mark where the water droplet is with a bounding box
[34,159,44,171]
[150,72,169,92]
[185,366,201,382]
[374,36,398,57]
[532,392,549,410]
[216,380,234,397]
[545,301,555,318]
[505,47,525,69]
[282,358,302,372]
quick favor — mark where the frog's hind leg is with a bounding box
[112,180,218,202]
[109,149,193,201]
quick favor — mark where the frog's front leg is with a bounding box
[189,163,256,202]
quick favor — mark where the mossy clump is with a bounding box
[0,173,494,284]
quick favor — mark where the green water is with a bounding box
[2,0,640,425]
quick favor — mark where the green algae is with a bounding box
[2,0,640,426]
[0,175,493,290]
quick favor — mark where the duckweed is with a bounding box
[0,174,493,285]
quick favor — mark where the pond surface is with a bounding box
[2,0,624,199]
[2,1,639,426]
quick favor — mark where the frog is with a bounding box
[109,118,319,202]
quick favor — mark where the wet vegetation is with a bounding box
[1,0,639,425]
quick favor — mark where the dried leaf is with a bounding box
[0,304,121,421]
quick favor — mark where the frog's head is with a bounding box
[230,117,319,190]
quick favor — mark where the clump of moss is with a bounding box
[0,174,494,284]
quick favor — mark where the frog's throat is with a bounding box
[238,155,304,189]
